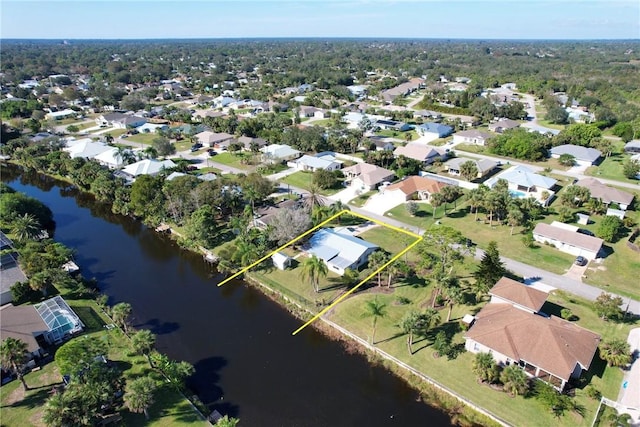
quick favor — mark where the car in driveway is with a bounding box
[207,149,217,156]
[574,256,588,266]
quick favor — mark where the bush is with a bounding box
[406,201,419,216]
[585,385,601,400]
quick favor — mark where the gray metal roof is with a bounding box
[308,228,378,268]
[550,144,601,163]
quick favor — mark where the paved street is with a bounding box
[617,328,640,423]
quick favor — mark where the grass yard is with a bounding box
[586,153,640,184]
[280,171,344,195]
[385,200,451,226]
[327,279,633,427]
[350,190,376,207]
[209,152,255,170]
[0,325,207,427]
[127,132,158,146]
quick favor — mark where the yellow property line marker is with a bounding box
[216,209,422,335]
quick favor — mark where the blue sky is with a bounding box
[2,1,639,40]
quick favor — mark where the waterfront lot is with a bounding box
[0,324,207,427]
[328,282,630,427]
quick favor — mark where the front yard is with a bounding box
[280,171,344,195]
[209,152,256,170]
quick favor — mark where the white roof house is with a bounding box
[307,228,379,276]
[136,122,168,134]
[63,140,112,159]
[291,154,341,172]
[549,144,601,166]
[260,144,301,162]
[45,109,77,120]
[452,130,494,146]
[485,165,557,204]
[122,159,176,177]
[93,147,127,169]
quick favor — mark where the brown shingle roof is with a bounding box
[465,304,601,381]
[386,176,448,196]
[489,277,548,312]
[575,178,634,207]
[343,163,395,186]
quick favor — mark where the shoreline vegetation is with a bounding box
[2,157,635,426]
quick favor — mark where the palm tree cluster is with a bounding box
[466,182,543,229]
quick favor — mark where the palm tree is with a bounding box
[299,255,328,293]
[483,191,501,226]
[441,279,465,322]
[340,268,360,288]
[399,311,423,355]
[468,186,487,221]
[362,297,387,345]
[430,193,445,219]
[11,213,42,242]
[472,352,500,384]
[368,250,389,287]
[500,365,529,396]
[507,206,524,235]
[599,339,632,367]
[125,376,157,420]
[0,337,29,391]
[111,302,133,334]
[459,160,479,182]
[304,184,325,210]
[131,329,156,364]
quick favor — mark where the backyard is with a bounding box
[0,302,207,427]
[327,279,631,427]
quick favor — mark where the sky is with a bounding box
[1,0,639,40]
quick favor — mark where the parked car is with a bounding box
[577,229,594,236]
[191,143,202,152]
[574,256,587,266]
[208,149,217,156]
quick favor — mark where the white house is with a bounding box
[452,130,494,146]
[549,144,601,166]
[307,228,378,275]
[574,178,634,211]
[290,154,342,172]
[136,122,169,134]
[45,109,77,121]
[93,147,128,169]
[260,144,301,163]
[485,165,557,204]
[532,222,604,260]
[394,143,448,165]
[122,159,176,178]
[63,139,112,159]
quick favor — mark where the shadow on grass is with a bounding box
[3,387,52,410]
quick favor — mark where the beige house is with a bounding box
[465,277,601,390]
[532,222,604,261]
[383,176,448,203]
[452,130,494,146]
[342,163,395,191]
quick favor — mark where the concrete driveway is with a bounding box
[362,191,405,215]
[563,261,588,281]
[328,184,362,204]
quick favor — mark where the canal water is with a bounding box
[3,167,453,426]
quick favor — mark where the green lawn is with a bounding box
[209,152,255,170]
[127,132,158,146]
[327,281,633,427]
[280,171,343,195]
[0,325,207,427]
[350,190,376,207]
[385,200,450,226]
[586,153,640,184]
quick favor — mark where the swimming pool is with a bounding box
[509,190,527,198]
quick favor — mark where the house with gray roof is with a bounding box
[549,144,601,166]
[452,130,494,146]
[445,157,498,179]
[307,228,379,276]
[195,131,235,148]
[0,232,26,306]
[416,122,454,138]
[488,118,520,133]
[374,119,411,132]
[624,140,640,154]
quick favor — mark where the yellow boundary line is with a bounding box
[217,209,422,334]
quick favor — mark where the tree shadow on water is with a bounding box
[189,356,240,419]
[136,318,180,335]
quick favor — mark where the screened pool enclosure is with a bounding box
[34,296,84,344]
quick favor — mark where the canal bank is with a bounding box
[2,165,456,427]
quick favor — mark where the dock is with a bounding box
[61,260,80,273]
[155,224,171,233]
